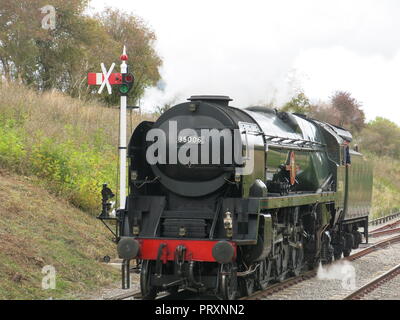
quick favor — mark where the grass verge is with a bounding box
[0,169,119,299]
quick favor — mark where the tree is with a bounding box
[281,92,311,115]
[309,102,341,124]
[0,0,44,82]
[35,0,97,92]
[0,0,91,87]
[359,117,400,158]
[153,96,180,116]
[308,91,365,134]
[0,1,162,105]
[95,8,162,106]
[330,91,365,132]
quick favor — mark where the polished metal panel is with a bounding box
[241,108,331,192]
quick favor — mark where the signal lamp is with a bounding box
[119,73,134,96]
[119,84,130,94]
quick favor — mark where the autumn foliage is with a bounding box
[0,1,162,105]
[280,90,399,159]
[312,91,365,133]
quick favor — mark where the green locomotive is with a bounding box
[104,95,373,299]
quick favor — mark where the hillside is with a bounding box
[0,82,151,214]
[369,154,400,218]
[0,82,152,299]
[0,169,118,299]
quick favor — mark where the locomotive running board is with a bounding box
[259,192,336,209]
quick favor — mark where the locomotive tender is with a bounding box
[101,95,373,299]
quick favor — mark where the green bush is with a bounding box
[0,85,121,214]
[29,136,117,213]
[0,120,27,171]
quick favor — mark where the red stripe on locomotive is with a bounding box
[137,239,237,263]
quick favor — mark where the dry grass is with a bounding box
[0,81,150,148]
[0,169,119,299]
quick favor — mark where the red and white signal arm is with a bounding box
[87,73,122,85]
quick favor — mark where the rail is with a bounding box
[369,226,400,238]
[369,211,400,226]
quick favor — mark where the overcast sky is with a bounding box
[89,0,400,124]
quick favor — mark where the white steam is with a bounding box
[317,260,356,290]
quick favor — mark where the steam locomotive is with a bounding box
[100,95,373,299]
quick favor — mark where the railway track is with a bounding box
[369,226,400,238]
[370,218,400,232]
[369,212,400,226]
[343,263,400,300]
[104,290,141,300]
[242,234,400,300]
[105,234,400,300]
[105,289,203,300]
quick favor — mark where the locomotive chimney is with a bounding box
[188,95,232,107]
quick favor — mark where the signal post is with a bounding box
[88,46,135,289]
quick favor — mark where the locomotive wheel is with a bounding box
[219,264,238,300]
[334,253,342,260]
[275,244,289,282]
[333,235,344,260]
[307,257,320,271]
[274,251,282,281]
[333,244,343,260]
[256,259,272,290]
[140,260,158,300]
[167,286,179,295]
[352,231,362,249]
[343,233,354,257]
[322,241,333,264]
[290,229,304,276]
[290,246,304,276]
[239,276,255,296]
[220,274,237,300]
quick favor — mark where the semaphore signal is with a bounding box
[87,46,133,211]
